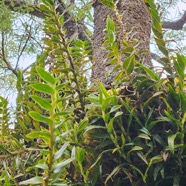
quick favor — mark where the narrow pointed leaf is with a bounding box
[54,142,70,161]
[35,163,48,170]
[76,147,85,164]
[29,111,53,125]
[31,95,52,110]
[52,157,75,173]
[168,133,177,154]
[0,144,12,154]
[114,111,123,118]
[105,165,123,185]
[123,55,135,75]
[99,82,109,98]
[138,133,151,140]
[110,105,122,113]
[137,152,148,164]
[127,146,143,157]
[36,66,55,85]
[19,177,43,185]
[107,118,114,133]
[31,83,54,95]
[26,131,51,141]
[138,62,158,80]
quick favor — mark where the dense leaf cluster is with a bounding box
[0,0,186,185]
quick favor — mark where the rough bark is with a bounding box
[91,0,152,87]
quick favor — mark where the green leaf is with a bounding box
[84,125,106,134]
[150,7,161,23]
[59,68,74,74]
[180,94,186,113]
[123,47,134,57]
[114,111,123,118]
[130,146,143,151]
[100,0,115,9]
[107,118,114,133]
[114,71,124,86]
[56,82,68,91]
[36,66,55,85]
[110,105,122,113]
[26,131,51,141]
[153,164,163,181]
[155,38,169,57]
[88,94,99,103]
[89,149,113,170]
[31,95,52,110]
[54,142,70,161]
[123,55,135,75]
[99,82,109,98]
[152,16,162,31]
[149,155,163,164]
[144,155,163,181]
[29,111,53,125]
[164,110,181,126]
[39,4,51,13]
[0,144,12,154]
[35,163,48,170]
[43,0,54,6]
[102,97,111,111]
[19,177,43,185]
[137,152,148,164]
[127,146,143,158]
[76,147,85,164]
[110,58,118,65]
[52,157,75,173]
[121,134,125,147]
[152,26,163,39]
[166,85,180,111]
[106,16,115,32]
[77,118,89,133]
[168,133,177,154]
[54,111,71,117]
[140,127,151,136]
[143,92,163,108]
[177,54,186,70]
[108,30,116,43]
[174,54,185,79]
[31,83,54,95]
[105,165,123,185]
[138,133,151,140]
[138,62,158,80]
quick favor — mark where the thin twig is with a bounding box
[0,32,18,76]
[15,25,32,70]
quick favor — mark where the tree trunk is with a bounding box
[92,0,152,87]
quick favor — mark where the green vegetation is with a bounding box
[0,0,186,185]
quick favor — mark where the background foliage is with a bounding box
[0,0,186,185]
